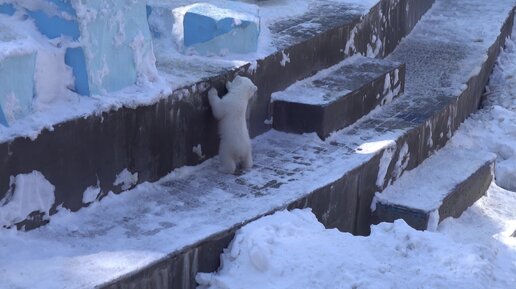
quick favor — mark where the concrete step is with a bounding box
[371,148,495,231]
[272,56,404,138]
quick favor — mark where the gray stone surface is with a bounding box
[269,2,363,49]
[272,56,404,138]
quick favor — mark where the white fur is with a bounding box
[208,76,257,174]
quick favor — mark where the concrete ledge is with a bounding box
[272,56,405,138]
[372,150,495,231]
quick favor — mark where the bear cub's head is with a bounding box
[226,76,258,100]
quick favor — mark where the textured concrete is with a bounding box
[272,57,405,138]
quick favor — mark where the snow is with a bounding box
[449,34,516,192]
[193,144,206,159]
[113,169,138,191]
[271,55,399,105]
[0,171,55,228]
[197,204,516,289]
[279,50,290,67]
[82,185,100,205]
[374,140,396,187]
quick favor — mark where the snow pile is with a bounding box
[82,184,100,205]
[0,171,55,228]
[113,168,139,191]
[197,208,515,289]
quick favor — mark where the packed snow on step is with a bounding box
[148,0,377,58]
[371,148,495,213]
[147,0,376,86]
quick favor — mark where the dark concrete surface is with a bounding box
[272,57,405,138]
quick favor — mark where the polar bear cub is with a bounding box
[208,76,257,174]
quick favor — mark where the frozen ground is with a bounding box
[197,27,516,289]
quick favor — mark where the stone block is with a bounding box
[272,56,405,139]
[372,150,495,231]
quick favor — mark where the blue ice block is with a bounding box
[65,47,90,96]
[183,3,260,54]
[0,3,15,16]
[0,52,37,126]
[23,0,155,96]
[27,0,80,40]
